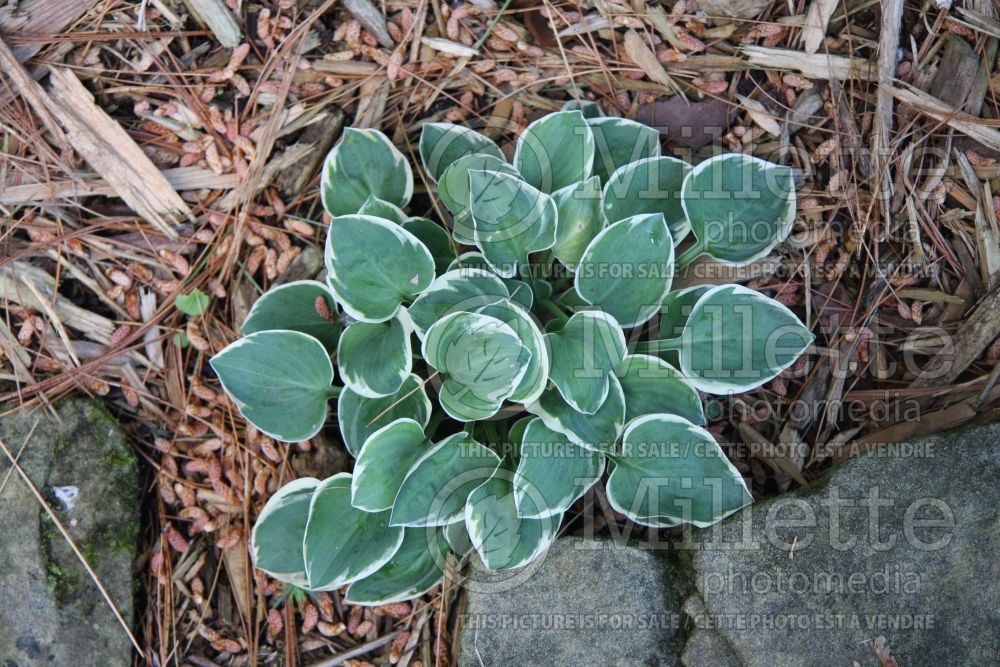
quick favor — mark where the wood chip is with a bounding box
[736,94,781,136]
[420,37,479,57]
[623,29,674,89]
[179,0,241,48]
[740,46,876,80]
[801,0,838,54]
[887,84,1000,153]
[0,0,94,62]
[342,0,394,49]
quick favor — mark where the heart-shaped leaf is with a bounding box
[465,460,561,570]
[337,313,412,398]
[176,289,209,316]
[527,374,626,453]
[474,299,549,405]
[210,330,335,442]
[447,253,534,310]
[603,156,690,242]
[514,110,594,192]
[606,414,752,527]
[407,268,510,338]
[250,477,319,587]
[671,284,813,393]
[358,194,407,224]
[304,473,404,589]
[345,527,449,605]
[575,213,674,328]
[241,280,340,353]
[562,99,604,118]
[420,122,504,183]
[325,214,434,322]
[588,116,661,183]
[439,153,519,244]
[351,419,431,512]
[403,216,455,273]
[545,311,626,414]
[513,419,604,518]
[616,354,705,425]
[551,176,605,268]
[321,128,413,216]
[338,374,432,457]
[468,169,557,278]
[391,432,501,526]
[681,153,795,264]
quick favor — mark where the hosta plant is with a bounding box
[211,104,812,605]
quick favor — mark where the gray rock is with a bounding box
[0,398,140,667]
[458,537,684,667]
[682,423,1000,666]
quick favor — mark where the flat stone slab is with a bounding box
[683,422,1000,666]
[458,537,684,667]
[0,398,140,667]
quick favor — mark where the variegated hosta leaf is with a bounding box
[338,374,432,457]
[444,519,474,557]
[211,330,335,442]
[446,252,534,311]
[391,432,501,526]
[681,154,795,264]
[603,156,690,241]
[250,477,319,587]
[561,98,604,118]
[466,460,562,570]
[325,214,435,322]
[358,194,407,224]
[337,313,412,398]
[513,419,604,518]
[439,153,519,244]
[423,311,531,420]
[575,213,674,329]
[407,268,510,338]
[241,280,340,353]
[351,419,430,512]
[514,110,595,193]
[527,374,626,453]
[419,122,504,183]
[321,128,413,216]
[473,299,548,405]
[345,527,450,605]
[671,284,813,393]
[403,217,455,273]
[657,285,713,368]
[616,354,705,425]
[606,415,752,527]
[551,176,605,268]
[544,311,626,414]
[468,170,557,278]
[588,116,661,183]
[304,473,404,589]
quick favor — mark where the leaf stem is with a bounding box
[633,337,684,354]
[325,386,342,398]
[538,298,569,326]
[675,239,706,268]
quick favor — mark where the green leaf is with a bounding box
[527,374,626,453]
[325,214,434,322]
[657,285,713,368]
[321,128,413,216]
[304,473,404,589]
[515,110,595,192]
[551,176,605,268]
[241,281,341,353]
[672,284,813,393]
[358,194,407,224]
[474,299,549,405]
[423,311,531,419]
[210,330,334,442]
[352,419,431,512]
[603,156,690,241]
[616,354,705,425]
[419,122,504,183]
[513,419,604,518]
[444,520,474,557]
[465,460,561,570]
[446,252,533,310]
[337,313,412,398]
[338,374,432,457]
[391,432,501,526]
[575,213,674,328]
[544,311,626,414]
[606,414,752,527]
[681,154,795,264]
[588,117,661,183]
[468,169,557,278]
[403,216,455,273]
[250,477,319,587]
[561,99,604,119]
[439,153,519,244]
[176,289,209,316]
[345,527,449,605]
[407,267,510,338]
